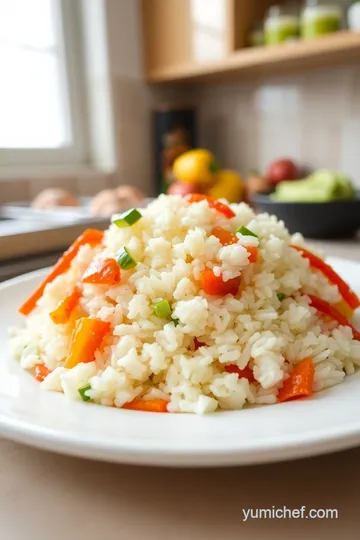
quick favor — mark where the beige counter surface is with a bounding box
[1,239,360,540]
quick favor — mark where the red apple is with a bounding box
[168,182,201,196]
[267,159,300,185]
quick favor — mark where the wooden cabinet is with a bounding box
[141,0,275,78]
[141,0,360,83]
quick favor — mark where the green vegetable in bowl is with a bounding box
[271,170,356,203]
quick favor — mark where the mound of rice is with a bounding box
[10,195,360,414]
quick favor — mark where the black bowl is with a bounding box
[252,191,360,239]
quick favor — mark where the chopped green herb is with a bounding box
[116,246,137,270]
[172,317,180,327]
[112,208,142,228]
[78,384,92,402]
[277,293,286,302]
[236,225,258,238]
[153,299,172,319]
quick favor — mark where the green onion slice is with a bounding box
[236,225,258,238]
[172,317,180,327]
[277,293,286,301]
[112,208,142,228]
[153,299,172,319]
[78,384,92,402]
[116,247,137,270]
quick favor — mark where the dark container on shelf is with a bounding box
[153,105,197,194]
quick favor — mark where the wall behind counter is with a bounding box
[195,64,360,186]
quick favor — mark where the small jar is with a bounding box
[264,5,300,46]
[301,0,342,40]
[348,1,360,32]
[249,21,265,47]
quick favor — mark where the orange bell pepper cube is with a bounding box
[278,357,314,403]
[309,295,360,341]
[19,229,104,316]
[184,193,235,219]
[34,364,52,382]
[200,269,241,296]
[65,317,111,369]
[292,245,360,310]
[82,258,121,286]
[49,287,82,325]
[122,399,169,413]
[211,227,259,263]
[224,363,255,383]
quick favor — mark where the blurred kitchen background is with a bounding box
[1,0,360,280]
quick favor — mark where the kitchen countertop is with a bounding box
[0,217,108,262]
[1,239,360,540]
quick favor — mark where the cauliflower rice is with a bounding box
[10,195,360,414]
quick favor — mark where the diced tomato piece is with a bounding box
[212,227,259,263]
[194,338,205,351]
[184,194,235,219]
[82,258,121,286]
[200,269,240,296]
[34,364,51,382]
[224,364,255,383]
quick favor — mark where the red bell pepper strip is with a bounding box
[278,357,314,402]
[309,295,360,341]
[65,317,111,369]
[292,245,360,310]
[34,364,52,382]
[200,269,240,296]
[122,399,169,413]
[49,287,82,325]
[82,258,121,286]
[224,364,255,383]
[211,227,259,263]
[184,193,235,219]
[19,229,104,316]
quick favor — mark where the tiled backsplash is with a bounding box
[196,64,360,186]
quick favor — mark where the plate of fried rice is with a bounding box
[1,194,360,466]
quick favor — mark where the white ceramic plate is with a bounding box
[1,257,360,467]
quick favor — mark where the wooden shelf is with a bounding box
[146,32,360,84]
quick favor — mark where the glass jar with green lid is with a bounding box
[264,4,300,45]
[301,0,343,39]
[248,21,265,47]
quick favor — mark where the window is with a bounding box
[0,0,87,166]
